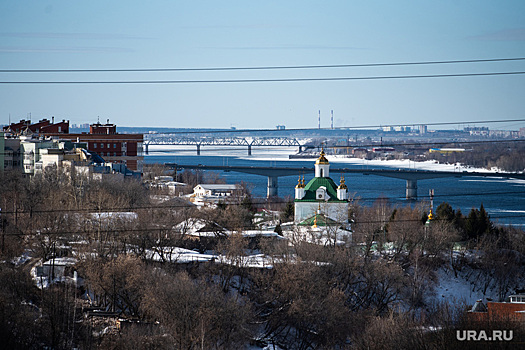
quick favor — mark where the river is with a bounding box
[145,146,525,227]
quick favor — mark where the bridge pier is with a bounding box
[267,176,278,197]
[298,146,303,153]
[145,144,149,155]
[248,145,252,156]
[406,179,418,199]
[196,144,201,156]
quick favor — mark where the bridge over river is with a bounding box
[144,136,304,155]
[167,163,525,199]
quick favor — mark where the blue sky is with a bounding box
[1,1,524,130]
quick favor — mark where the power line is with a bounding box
[2,57,524,73]
[4,119,524,136]
[143,139,525,152]
[1,71,525,84]
[1,135,524,156]
[141,118,525,134]
[1,189,524,216]
[328,138,525,149]
[3,213,525,237]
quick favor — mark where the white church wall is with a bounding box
[294,201,349,223]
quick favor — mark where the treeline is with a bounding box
[1,170,524,349]
[426,141,525,172]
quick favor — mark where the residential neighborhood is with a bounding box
[2,1,525,348]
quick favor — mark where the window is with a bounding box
[113,143,116,148]
[107,144,110,148]
[100,143,104,148]
[94,143,97,148]
[316,186,327,200]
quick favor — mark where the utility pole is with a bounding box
[1,208,4,254]
[429,189,434,219]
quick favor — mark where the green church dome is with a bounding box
[295,176,346,202]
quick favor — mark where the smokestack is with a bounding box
[331,110,334,129]
[318,110,321,129]
[52,116,54,124]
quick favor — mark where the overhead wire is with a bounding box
[139,118,525,134]
[2,213,525,237]
[142,138,525,152]
[1,71,524,84]
[1,189,524,216]
[2,57,525,73]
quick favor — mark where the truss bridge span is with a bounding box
[144,135,304,155]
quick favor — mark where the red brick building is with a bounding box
[50,122,143,172]
[3,118,69,134]
[4,120,143,172]
[468,295,525,322]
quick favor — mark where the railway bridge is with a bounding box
[144,135,304,155]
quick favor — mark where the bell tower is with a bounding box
[314,149,329,178]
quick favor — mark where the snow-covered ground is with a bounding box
[431,266,492,307]
[144,247,276,268]
[147,144,512,175]
[30,257,79,289]
[250,154,504,174]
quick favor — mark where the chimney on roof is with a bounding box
[52,116,54,124]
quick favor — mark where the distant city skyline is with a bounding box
[1,1,524,131]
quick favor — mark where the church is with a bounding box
[294,150,351,236]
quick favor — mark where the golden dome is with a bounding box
[295,177,305,189]
[338,177,348,190]
[315,149,329,165]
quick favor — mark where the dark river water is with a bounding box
[146,149,525,227]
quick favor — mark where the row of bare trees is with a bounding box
[426,141,525,172]
[1,168,524,349]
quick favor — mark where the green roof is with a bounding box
[295,176,345,202]
[297,213,342,227]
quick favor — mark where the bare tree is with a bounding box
[141,270,253,349]
[81,255,147,316]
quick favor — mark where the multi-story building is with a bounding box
[468,294,525,322]
[19,136,57,174]
[1,133,138,179]
[0,131,4,173]
[3,118,69,134]
[52,122,144,172]
[4,119,143,172]
[1,136,21,172]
